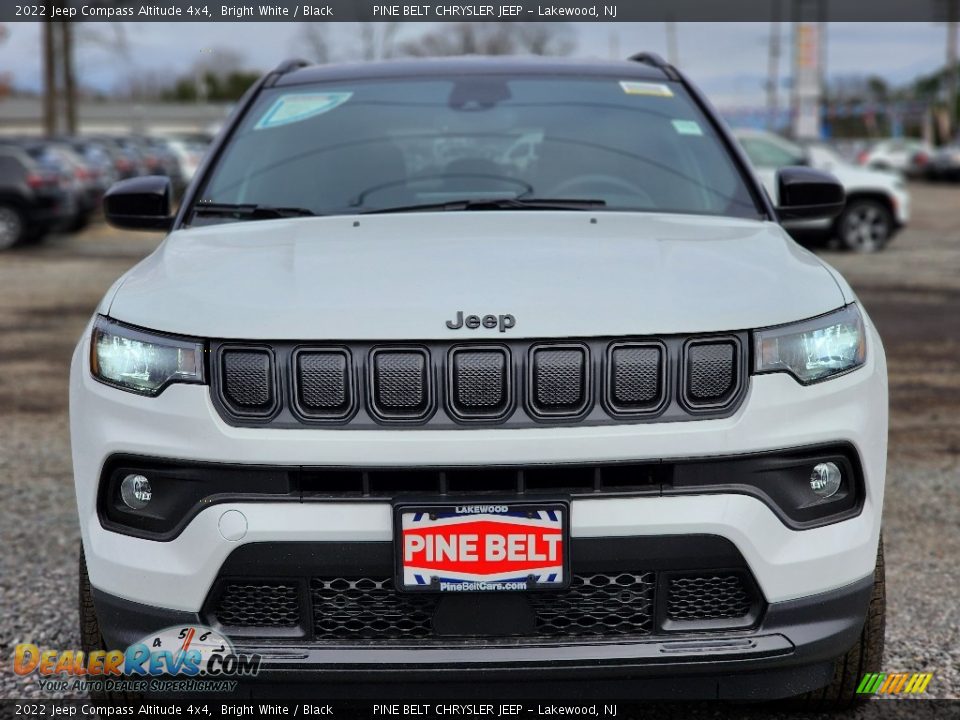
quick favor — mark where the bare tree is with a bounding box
[399,23,575,58]
[358,22,401,60]
[515,23,575,56]
[298,23,332,64]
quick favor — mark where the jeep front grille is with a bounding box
[211,334,747,428]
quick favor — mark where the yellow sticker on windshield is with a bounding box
[254,92,353,130]
[620,81,674,97]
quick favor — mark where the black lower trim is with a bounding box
[91,571,873,700]
[97,443,864,541]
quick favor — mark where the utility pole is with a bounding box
[766,2,782,130]
[42,18,57,136]
[948,2,959,138]
[61,21,77,134]
[665,19,679,67]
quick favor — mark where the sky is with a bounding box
[0,21,951,109]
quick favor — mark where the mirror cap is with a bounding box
[103,176,174,231]
[775,166,846,221]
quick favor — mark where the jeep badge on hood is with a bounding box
[446,311,516,332]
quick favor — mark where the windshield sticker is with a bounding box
[672,119,704,136]
[254,92,353,130]
[619,81,673,97]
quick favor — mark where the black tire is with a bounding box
[80,549,142,701]
[68,213,91,233]
[836,198,894,253]
[0,203,26,250]
[804,538,886,710]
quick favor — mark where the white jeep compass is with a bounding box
[71,54,887,704]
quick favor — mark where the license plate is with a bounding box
[394,502,569,592]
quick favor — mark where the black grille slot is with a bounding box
[311,577,435,640]
[295,349,351,419]
[666,573,753,622]
[529,572,656,637]
[529,345,589,417]
[684,340,739,408]
[449,347,510,420]
[211,582,301,629]
[220,349,275,415]
[608,343,664,414]
[370,349,432,420]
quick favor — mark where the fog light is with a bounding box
[809,462,842,498]
[120,474,152,510]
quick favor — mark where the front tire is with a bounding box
[0,204,26,250]
[79,550,142,701]
[805,537,886,709]
[837,199,894,253]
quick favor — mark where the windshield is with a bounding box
[195,75,762,222]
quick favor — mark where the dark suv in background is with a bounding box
[0,145,75,249]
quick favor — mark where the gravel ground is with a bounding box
[0,184,958,702]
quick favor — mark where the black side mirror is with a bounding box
[775,166,845,221]
[103,176,174,231]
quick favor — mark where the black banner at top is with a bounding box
[2,0,959,23]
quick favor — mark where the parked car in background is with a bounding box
[858,138,933,177]
[158,136,208,183]
[926,143,960,182]
[87,136,146,180]
[0,145,75,249]
[734,129,909,252]
[17,141,101,232]
[59,137,120,192]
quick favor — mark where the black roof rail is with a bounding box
[272,58,312,75]
[627,52,680,81]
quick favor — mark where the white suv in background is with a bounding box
[735,128,910,252]
[72,55,887,704]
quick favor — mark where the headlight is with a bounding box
[754,304,866,385]
[90,316,205,396]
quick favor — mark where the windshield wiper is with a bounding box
[192,202,318,220]
[358,198,606,215]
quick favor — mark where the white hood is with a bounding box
[108,212,846,340]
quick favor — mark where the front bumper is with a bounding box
[92,568,873,700]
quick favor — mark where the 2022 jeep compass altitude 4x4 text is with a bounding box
[71,54,887,703]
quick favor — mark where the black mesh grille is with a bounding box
[296,350,351,417]
[311,577,435,640]
[450,348,510,419]
[609,344,663,412]
[686,341,737,406]
[528,572,655,637]
[211,335,750,428]
[529,346,588,417]
[211,582,300,628]
[208,571,757,639]
[666,574,752,621]
[221,350,274,413]
[371,350,430,419]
